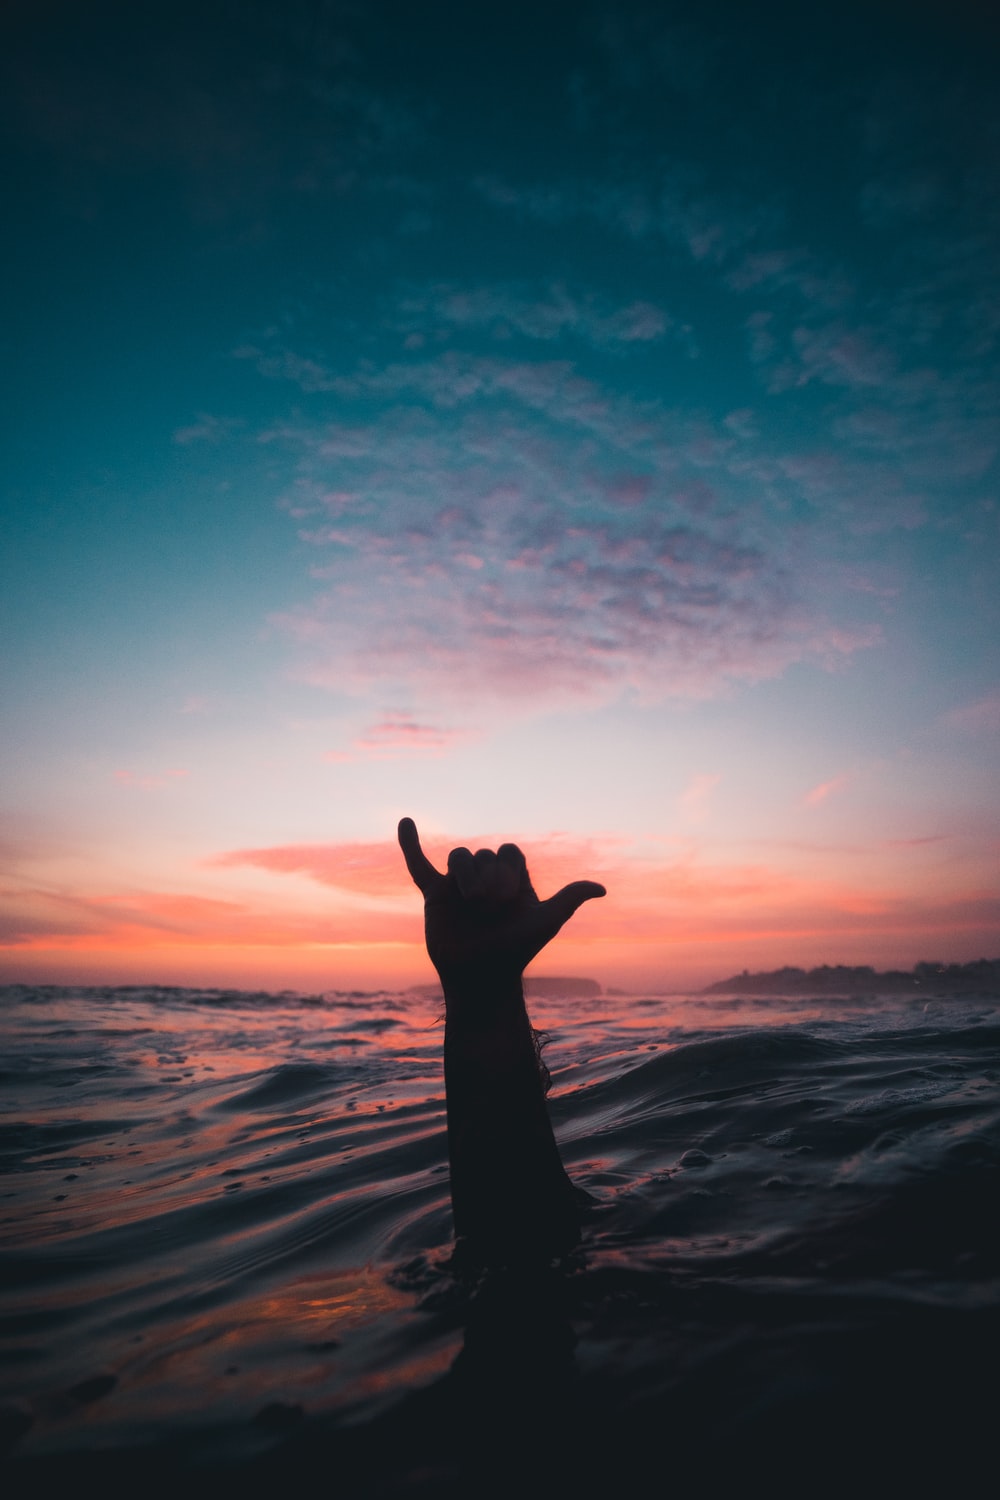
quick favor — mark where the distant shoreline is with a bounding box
[2,964,996,1003]
[700,958,1000,996]
[407,960,1000,1001]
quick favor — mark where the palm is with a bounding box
[398,818,605,988]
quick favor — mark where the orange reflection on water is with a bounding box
[79,1265,462,1450]
[254,1266,415,1338]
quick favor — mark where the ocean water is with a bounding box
[2,982,998,1495]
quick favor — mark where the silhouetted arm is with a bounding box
[398,817,605,1260]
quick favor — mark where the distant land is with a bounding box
[701,958,1000,996]
[406,960,1000,1001]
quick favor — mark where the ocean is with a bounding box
[2,981,998,1496]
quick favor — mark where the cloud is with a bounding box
[234,346,340,392]
[202,834,1000,959]
[391,282,672,351]
[172,415,242,445]
[210,839,418,899]
[471,170,768,267]
[726,250,851,310]
[211,832,632,907]
[206,832,838,918]
[0,880,414,950]
[788,324,895,391]
[467,127,999,535]
[251,344,879,709]
[275,525,851,708]
[228,71,995,716]
[325,715,472,762]
[803,774,851,808]
[7,833,998,969]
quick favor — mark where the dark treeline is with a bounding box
[702,957,1000,996]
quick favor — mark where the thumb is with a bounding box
[540,879,607,934]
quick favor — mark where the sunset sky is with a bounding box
[2,0,998,991]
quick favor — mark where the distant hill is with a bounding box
[525,976,602,998]
[701,958,1000,996]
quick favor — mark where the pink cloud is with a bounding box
[205,835,1000,959]
[209,839,419,898]
[211,833,626,902]
[803,774,851,807]
[245,334,895,710]
[325,714,472,762]
[263,382,881,708]
[0,882,415,950]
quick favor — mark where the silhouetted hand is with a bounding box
[398,817,606,995]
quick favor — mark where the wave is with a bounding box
[1,984,997,1478]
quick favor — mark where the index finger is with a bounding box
[397,817,445,897]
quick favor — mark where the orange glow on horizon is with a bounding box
[3,828,995,990]
[3,828,996,993]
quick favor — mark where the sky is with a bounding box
[2,0,998,992]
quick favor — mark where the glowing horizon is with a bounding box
[5,820,997,993]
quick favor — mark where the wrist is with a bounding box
[439,965,524,1008]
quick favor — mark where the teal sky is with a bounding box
[2,0,998,989]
